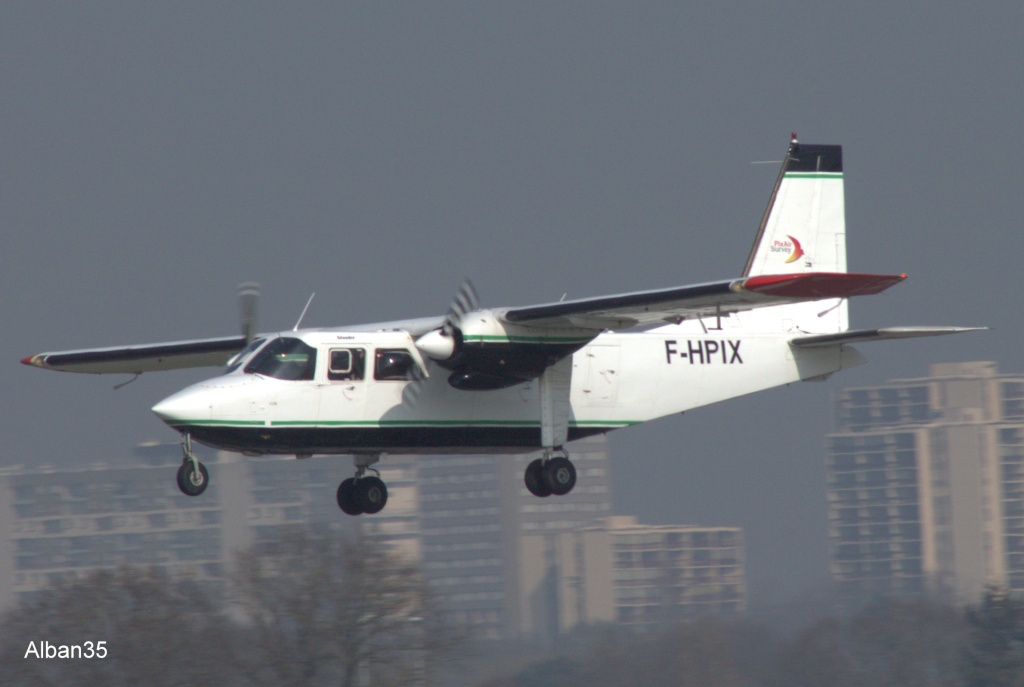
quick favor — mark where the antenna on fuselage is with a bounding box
[293,293,316,331]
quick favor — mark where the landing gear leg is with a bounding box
[176,433,209,497]
[526,359,577,497]
[336,454,388,516]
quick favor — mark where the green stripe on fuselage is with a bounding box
[784,172,843,179]
[462,335,594,344]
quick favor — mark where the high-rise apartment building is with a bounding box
[0,444,418,609]
[519,516,746,635]
[826,361,1024,602]
[605,516,746,627]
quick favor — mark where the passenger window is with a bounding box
[244,338,317,381]
[329,348,365,381]
[374,349,415,381]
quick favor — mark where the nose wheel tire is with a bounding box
[176,461,209,497]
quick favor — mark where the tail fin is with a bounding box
[742,135,849,333]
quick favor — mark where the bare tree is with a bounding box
[473,619,750,687]
[230,528,455,687]
[766,599,967,687]
[964,586,1024,687]
[0,566,234,687]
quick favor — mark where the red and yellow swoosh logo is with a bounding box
[785,235,804,263]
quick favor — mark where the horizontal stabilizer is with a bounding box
[790,326,986,348]
[741,272,905,299]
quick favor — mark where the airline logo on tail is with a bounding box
[770,235,804,263]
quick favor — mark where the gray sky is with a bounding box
[3,3,1021,608]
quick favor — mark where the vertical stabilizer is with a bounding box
[742,135,849,333]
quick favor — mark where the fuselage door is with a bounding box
[317,346,368,423]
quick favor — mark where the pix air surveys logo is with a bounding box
[770,235,804,263]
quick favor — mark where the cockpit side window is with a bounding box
[374,349,415,381]
[244,337,317,381]
[329,348,366,381]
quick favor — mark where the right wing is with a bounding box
[410,271,910,390]
[22,336,249,374]
[499,272,907,330]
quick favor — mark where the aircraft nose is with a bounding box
[152,386,211,427]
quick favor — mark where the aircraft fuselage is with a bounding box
[151,324,861,456]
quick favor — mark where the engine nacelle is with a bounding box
[415,329,457,361]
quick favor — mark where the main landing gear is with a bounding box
[524,449,577,498]
[176,433,209,497]
[336,454,389,516]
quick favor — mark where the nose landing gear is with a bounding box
[176,433,209,497]
[336,454,389,516]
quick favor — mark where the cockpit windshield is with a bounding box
[224,337,267,374]
[244,337,317,381]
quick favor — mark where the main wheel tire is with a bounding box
[356,476,388,514]
[176,461,209,497]
[524,458,552,497]
[336,478,363,515]
[542,456,576,496]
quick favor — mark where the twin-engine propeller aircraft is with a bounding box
[23,136,981,515]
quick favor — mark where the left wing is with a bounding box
[21,336,248,374]
[499,272,906,329]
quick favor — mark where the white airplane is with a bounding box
[22,136,981,515]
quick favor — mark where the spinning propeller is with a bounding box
[405,279,478,404]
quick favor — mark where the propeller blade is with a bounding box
[443,279,478,334]
[238,282,260,343]
[406,279,478,406]
[402,364,427,405]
